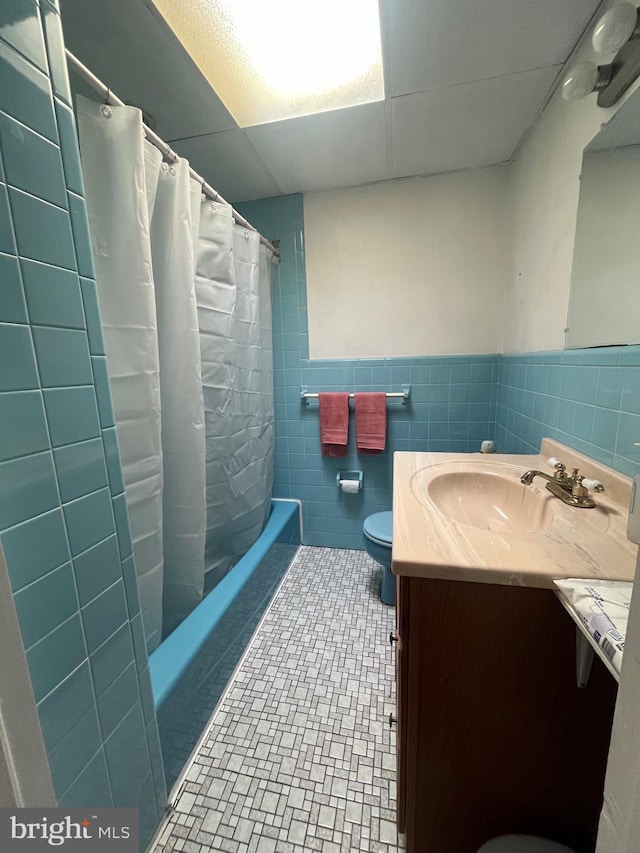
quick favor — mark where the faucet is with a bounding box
[520,461,603,508]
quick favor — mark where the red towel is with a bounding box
[355,393,387,453]
[319,393,350,457]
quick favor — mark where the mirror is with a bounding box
[565,87,640,349]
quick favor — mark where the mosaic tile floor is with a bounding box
[151,546,404,853]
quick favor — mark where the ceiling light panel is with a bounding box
[149,0,385,127]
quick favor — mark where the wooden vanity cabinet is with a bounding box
[395,575,618,853]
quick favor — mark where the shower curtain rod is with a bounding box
[65,49,280,259]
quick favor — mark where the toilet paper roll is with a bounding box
[339,479,360,493]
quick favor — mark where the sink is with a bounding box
[393,442,636,588]
[422,468,555,533]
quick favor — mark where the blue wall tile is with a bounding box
[58,748,113,808]
[0,112,67,207]
[9,187,76,268]
[48,705,102,798]
[26,613,86,702]
[90,622,135,697]
[53,437,108,502]
[112,493,134,560]
[32,325,93,386]
[21,258,85,329]
[1,507,69,590]
[81,579,128,654]
[13,561,77,647]
[0,182,16,253]
[0,390,49,462]
[54,99,84,195]
[0,40,57,142]
[63,487,115,556]
[0,253,27,322]
[80,277,105,354]
[40,1,71,105]
[0,321,38,390]
[36,661,95,750]
[43,386,101,446]
[91,355,116,428]
[101,427,125,496]
[0,450,59,528]
[0,0,47,72]
[67,191,96,278]
[96,662,139,739]
[73,533,122,607]
[104,704,150,806]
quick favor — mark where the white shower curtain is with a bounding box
[77,98,275,642]
[77,97,164,652]
[195,203,274,588]
[150,160,206,638]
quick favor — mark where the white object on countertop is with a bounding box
[480,440,495,453]
[554,579,632,678]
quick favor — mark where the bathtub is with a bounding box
[149,499,301,792]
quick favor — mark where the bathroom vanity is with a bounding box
[392,440,638,853]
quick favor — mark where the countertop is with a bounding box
[392,438,638,588]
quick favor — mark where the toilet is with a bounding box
[478,836,577,853]
[362,511,395,605]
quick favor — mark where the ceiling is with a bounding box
[59,0,603,203]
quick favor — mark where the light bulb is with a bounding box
[561,62,599,101]
[592,2,638,54]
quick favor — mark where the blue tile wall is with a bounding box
[0,2,166,846]
[496,348,640,477]
[236,195,499,548]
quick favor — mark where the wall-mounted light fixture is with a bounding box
[562,2,640,106]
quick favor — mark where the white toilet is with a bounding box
[478,835,577,853]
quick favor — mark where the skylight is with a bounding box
[149,0,385,127]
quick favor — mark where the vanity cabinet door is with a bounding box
[395,576,410,834]
[400,576,618,853]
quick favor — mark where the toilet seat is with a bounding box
[362,511,392,548]
[478,835,577,853]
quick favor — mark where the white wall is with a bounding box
[304,167,508,359]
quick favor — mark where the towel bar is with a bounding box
[300,385,411,404]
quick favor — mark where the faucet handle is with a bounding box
[583,477,604,492]
[548,457,566,477]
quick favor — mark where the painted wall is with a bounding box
[304,168,508,358]
[236,195,498,548]
[0,1,165,845]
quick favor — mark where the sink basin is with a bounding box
[423,468,555,533]
[394,443,636,588]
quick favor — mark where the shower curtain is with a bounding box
[77,98,274,649]
[195,203,274,589]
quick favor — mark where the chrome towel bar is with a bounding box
[300,385,411,404]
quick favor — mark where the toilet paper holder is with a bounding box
[337,470,363,492]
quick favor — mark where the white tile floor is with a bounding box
[151,547,404,853]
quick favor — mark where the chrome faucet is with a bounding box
[520,461,603,508]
